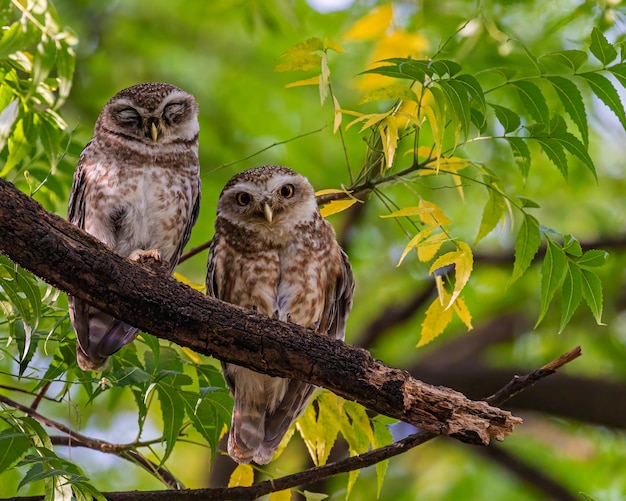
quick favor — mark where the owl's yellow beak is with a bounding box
[150,122,158,142]
[263,203,273,224]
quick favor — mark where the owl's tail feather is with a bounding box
[70,297,139,372]
[253,381,316,465]
[228,400,267,464]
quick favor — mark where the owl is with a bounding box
[206,165,354,465]
[67,82,201,371]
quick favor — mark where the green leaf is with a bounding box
[0,430,31,473]
[533,137,568,178]
[1,117,31,175]
[182,388,232,456]
[439,79,470,142]
[547,76,588,146]
[0,22,29,60]
[456,74,486,115]
[512,80,549,125]
[510,213,541,285]
[580,268,604,325]
[577,249,608,268]
[560,261,582,332]
[372,418,393,498]
[156,383,185,464]
[303,491,329,501]
[539,50,588,71]
[579,72,626,129]
[589,27,617,66]
[32,40,57,92]
[475,188,506,244]
[536,238,568,327]
[505,137,531,179]
[297,392,342,466]
[490,103,520,133]
[562,235,583,257]
[608,63,626,90]
[361,58,430,83]
[428,59,462,78]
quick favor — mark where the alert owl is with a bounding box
[206,165,354,464]
[68,82,201,371]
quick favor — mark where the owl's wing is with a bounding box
[67,148,139,371]
[319,248,355,341]
[67,147,90,228]
[205,236,220,298]
[169,178,201,273]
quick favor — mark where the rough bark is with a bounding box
[0,178,521,444]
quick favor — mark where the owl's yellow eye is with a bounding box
[279,184,295,198]
[236,192,252,206]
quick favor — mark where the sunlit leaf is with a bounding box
[589,27,617,66]
[417,233,447,263]
[429,241,473,308]
[297,392,342,467]
[269,489,292,501]
[228,464,254,487]
[173,272,205,292]
[536,238,567,326]
[418,199,451,227]
[510,213,541,285]
[419,291,454,346]
[285,76,319,88]
[453,297,473,330]
[303,491,329,501]
[319,198,358,218]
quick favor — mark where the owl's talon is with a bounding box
[130,248,163,263]
[286,313,292,322]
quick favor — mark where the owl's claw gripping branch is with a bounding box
[0,178,523,445]
[130,248,163,263]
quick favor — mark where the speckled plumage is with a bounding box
[206,165,354,464]
[68,83,201,371]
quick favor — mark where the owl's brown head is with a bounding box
[216,165,319,242]
[95,82,199,146]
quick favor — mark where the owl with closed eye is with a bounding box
[67,82,201,371]
[206,165,354,464]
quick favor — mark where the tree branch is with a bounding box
[0,178,521,445]
[1,347,581,501]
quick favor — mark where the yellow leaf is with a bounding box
[429,241,473,309]
[275,53,322,72]
[417,233,447,263]
[228,464,254,487]
[181,347,202,364]
[343,5,392,41]
[333,95,342,133]
[380,117,399,169]
[380,206,434,219]
[453,297,473,330]
[418,200,451,226]
[419,291,454,347]
[319,198,358,218]
[346,110,392,132]
[296,392,343,466]
[285,76,319,88]
[269,490,292,501]
[173,272,205,292]
[315,188,351,197]
[323,37,344,53]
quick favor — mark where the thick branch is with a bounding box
[0,178,521,445]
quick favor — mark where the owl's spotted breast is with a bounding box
[206,165,354,465]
